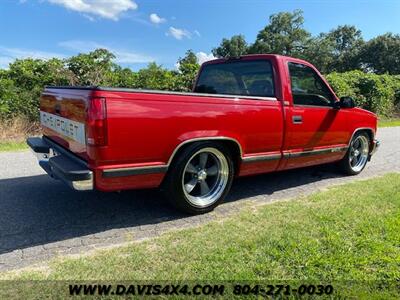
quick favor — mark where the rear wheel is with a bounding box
[163,142,234,214]
[338,132,370,175]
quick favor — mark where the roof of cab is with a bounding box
[201,53,312,67]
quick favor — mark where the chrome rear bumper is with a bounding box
[27,136,93,191]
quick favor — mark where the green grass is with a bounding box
[1,174,400,298]
[379,117,400,127]
[0,141,28,152]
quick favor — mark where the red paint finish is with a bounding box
[101,93,283,163]
[39,54,378,191]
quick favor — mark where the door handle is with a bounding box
[292,115,303,124]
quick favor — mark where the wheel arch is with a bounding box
[349,127,375,150]
[167,137,243,175]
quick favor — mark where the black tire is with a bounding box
[162,142,234,214]
[338,131,370,175]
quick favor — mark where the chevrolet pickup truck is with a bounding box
[27,54,380,214]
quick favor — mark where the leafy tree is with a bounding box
[301,35,335,73]
[0,69,8,80]
[326,71,400,116]
[7,58,45,90]
[109,65,138,88]
[361,33,400,74]
[136,62,176,90]
[324,25,364,72]
[45,58,75,86]
[8,58,69,90]
[65,48,116,86]
[174,50,200,91]
[0,78,19,119]
[303,25,364,73]
[249,10,310,56]
[5,58,72,120]
[212,35,249,58]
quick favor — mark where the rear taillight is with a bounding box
[87,97,107,146]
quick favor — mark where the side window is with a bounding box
[194,60,275,97]
[194,69,241,95]
[288,62,335,107]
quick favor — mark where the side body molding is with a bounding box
[101,127,377,178]
[101,136,245,178]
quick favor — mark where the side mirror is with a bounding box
[333,101,341,109]
[339,96,356,109]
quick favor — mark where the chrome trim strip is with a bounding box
[101,142,352,178]
[102,145,349,177]
[283,146,348,158]
[103,151,279,177]
[242,154,281,163]
[71,179,94,191]
[293,104,336,110]
[167,137,244,166]
[101,137,243,178]
[102,165,168,178]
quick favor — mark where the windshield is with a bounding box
[194,60,275,97]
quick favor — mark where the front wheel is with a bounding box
[163,142,234,214]
[338,132,370,175]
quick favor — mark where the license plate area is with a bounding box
[31,148,59,162]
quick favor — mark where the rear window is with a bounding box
[194,60,275,97]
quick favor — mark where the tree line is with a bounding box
[0,49,200,121]
[212,10,400,75]
[0,10,399,122]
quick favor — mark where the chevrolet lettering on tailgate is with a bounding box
[40,111,86,145]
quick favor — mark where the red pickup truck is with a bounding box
[27,54,379,214]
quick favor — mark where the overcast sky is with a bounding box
[1,0,399,69]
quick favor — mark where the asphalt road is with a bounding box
[0,127,399,271]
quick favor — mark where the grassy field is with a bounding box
[0,141,28,152]
[379,117,400,127]
[1,173,399,298]
[0,118,38,152]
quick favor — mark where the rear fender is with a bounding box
[168,131,245,165]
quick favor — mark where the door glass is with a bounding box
[288,62,335,107]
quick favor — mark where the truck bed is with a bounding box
[39,85,284,191]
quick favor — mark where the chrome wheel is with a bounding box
[349,135,369,172]
[182,147,229,208]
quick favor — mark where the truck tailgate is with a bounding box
[40,88,91,160]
